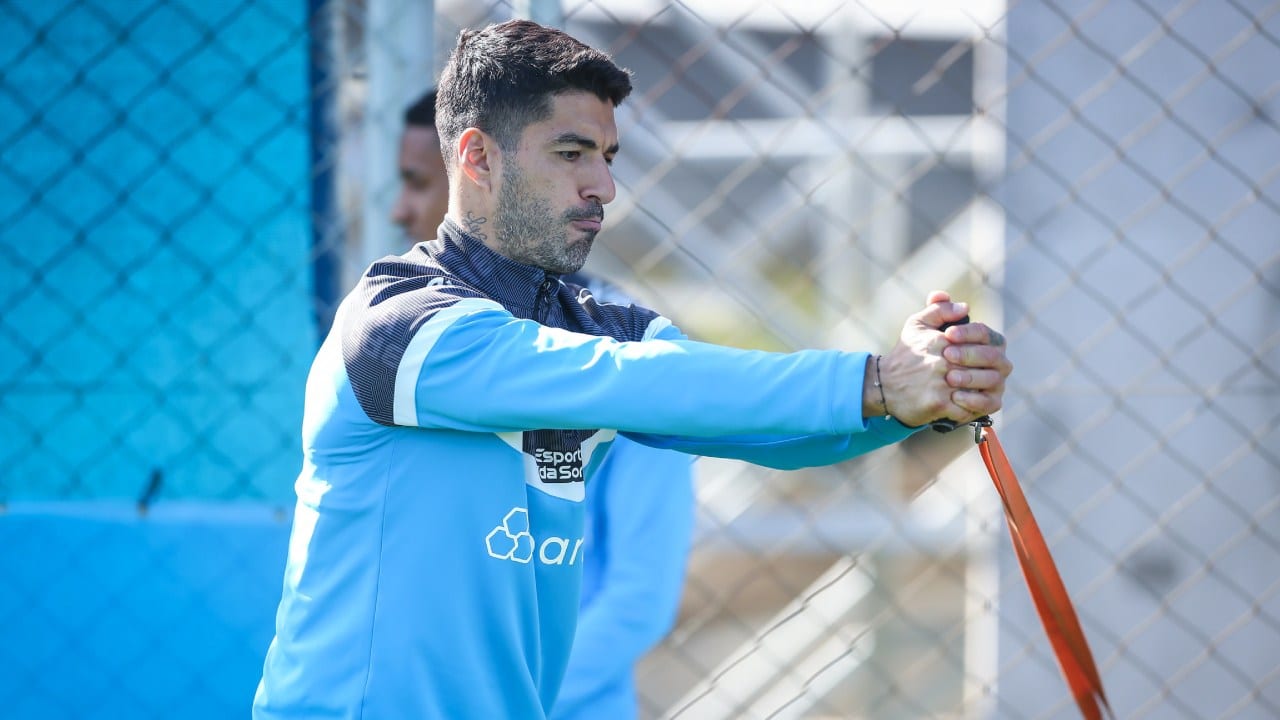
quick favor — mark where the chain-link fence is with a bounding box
[1,0,1276,718]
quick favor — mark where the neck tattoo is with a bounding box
[463,212,489,242]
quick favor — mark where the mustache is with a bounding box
[564,203,604,223]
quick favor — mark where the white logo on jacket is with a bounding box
[485,507,584,565]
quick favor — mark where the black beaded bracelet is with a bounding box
[874,354,889,419]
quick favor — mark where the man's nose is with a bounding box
[582,159,616,206]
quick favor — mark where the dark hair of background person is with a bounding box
[404,89,437,129]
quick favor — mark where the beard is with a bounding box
[495,162,602,275]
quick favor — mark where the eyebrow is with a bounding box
[551,132,619,156]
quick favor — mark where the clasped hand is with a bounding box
[877,290,1013,428]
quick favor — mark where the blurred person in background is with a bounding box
[255,19,1011,720]
[390,90,450,245]
[392,88,697,720]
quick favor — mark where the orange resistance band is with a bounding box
[977,425,1115,720]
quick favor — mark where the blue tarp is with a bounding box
[0,502,290,718]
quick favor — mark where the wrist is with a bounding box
[862,354,889,420]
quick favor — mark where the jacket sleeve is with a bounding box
[620,415,920,470]
[369,298,882,445]
[551,437,695,719]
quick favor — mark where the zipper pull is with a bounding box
[534,277,556,320]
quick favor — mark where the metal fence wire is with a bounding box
[1,0,1277,719]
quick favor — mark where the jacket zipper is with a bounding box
[534,277,555,323]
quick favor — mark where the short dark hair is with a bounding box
[436,19,632,159]
[404,89,437,129]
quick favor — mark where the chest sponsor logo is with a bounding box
[534,446,583,482]
[524,429,593,484]
[485,507,583,566]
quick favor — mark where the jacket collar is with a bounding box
[432,218,559,315]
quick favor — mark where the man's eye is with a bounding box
[559,151,580,161]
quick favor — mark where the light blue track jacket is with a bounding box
[253,220,919,719]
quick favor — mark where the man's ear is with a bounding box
[457,128,495,192]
